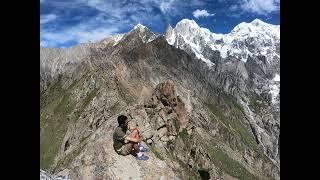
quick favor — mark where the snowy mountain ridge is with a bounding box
[166,18,279,65]
[166,18,280,106]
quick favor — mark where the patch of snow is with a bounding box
[178,32,215,68]
[194,51,215,67]
[134,23,147,30]
[146,34,159,43]
[273,74,280,82]
[166,31,176,45]
[219,45,229,58]
[269,84,280,104]
[112,34,124,42]
[241,57,247,62]
[111,34,124,46]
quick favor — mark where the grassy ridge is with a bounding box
[202,93,262,179]
[205,92,259,152]
[40,74,98,171]
[204,142,258,180]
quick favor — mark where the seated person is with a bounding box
[113,115,149,160]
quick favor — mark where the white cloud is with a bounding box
[240,0,279,15]
[70,26,119,43]
[85,0,183,18]
[229,5,238,12]
[39,0,216,47]
[41,25,119,47]
[192,9,215,18]
[40,13,121,47]
[86,0,123,19]
[40,14,57,24]
[40,0,45,3]
[159,0,175,13]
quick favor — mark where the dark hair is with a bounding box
[117,115,128,126]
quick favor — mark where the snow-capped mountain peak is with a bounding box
[165,18,280,106]
[167,19,217,67]
[231,19,279,36]
[129,23,159,43]
[133,23,147,30]
[251,18,265,25]
[166,18,279,63]
[174,18,213,37]
[176,19,200,29]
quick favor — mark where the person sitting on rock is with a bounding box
[113,115,149,160]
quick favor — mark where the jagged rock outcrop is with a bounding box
[41,19,280,179]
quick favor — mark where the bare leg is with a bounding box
[132,130,141,153]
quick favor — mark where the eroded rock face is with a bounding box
[45,83,182,179]
[46,80,277,180]
[165,19,280,167]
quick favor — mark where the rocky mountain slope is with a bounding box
[40,19,280,179]
[166,19,280,165]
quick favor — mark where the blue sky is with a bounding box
[40,0,280,47]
